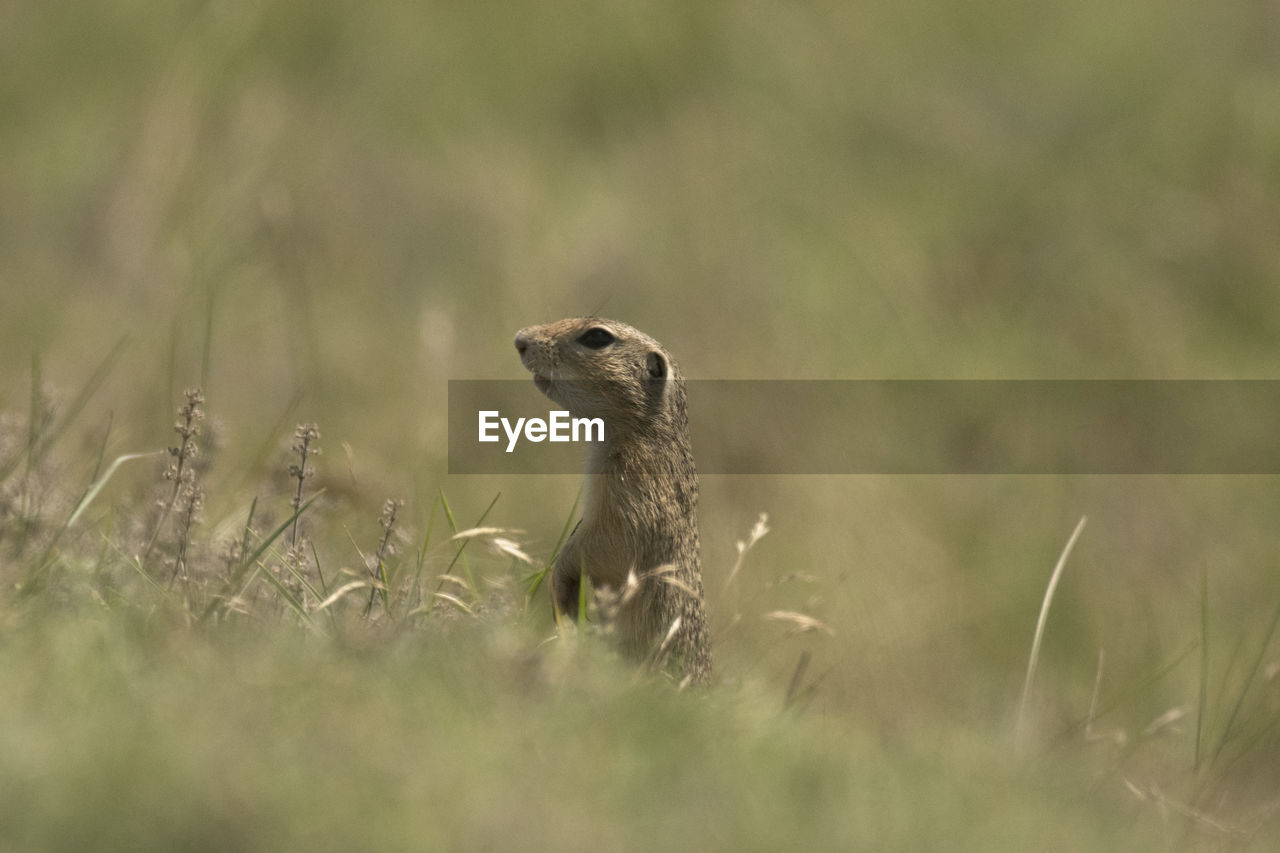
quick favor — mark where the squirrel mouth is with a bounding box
[532,374,552,394]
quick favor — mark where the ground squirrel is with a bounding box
[514,317,711,684]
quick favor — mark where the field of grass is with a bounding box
[3,1,1280,849]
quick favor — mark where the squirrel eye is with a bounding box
[577,328,616,349]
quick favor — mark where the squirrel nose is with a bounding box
[514,332,530,356]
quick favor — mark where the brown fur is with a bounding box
[514,317,710,683]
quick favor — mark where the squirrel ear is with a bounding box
[645,351,667,380]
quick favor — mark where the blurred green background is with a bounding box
[3,1,1280,848]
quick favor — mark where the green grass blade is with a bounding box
[310,539,329,597]
[411,493,441,609]
[1056,640,1199,741]
[0,337,129,485]
[66,451,166,528]
[577,571,590,629]
[27,434,149,585]
[1195,562,1209,771]
[237,497,259,576]
[254,560,319,632]
[434,490,500,598]
[278,549,328,610]
[524,487,580,605]
[199,491,323,623]
[1209,595,1280,766]
[25,348,42,478]
[201,282,216,394]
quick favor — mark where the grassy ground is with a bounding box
[3,1,1280,849]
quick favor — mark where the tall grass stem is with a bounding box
[1016,515,1087,751]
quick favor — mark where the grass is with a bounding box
[1015,515,1088,750]
[0,605,1163,852]
[4,1,1280,849]
[2,362,1277,852]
